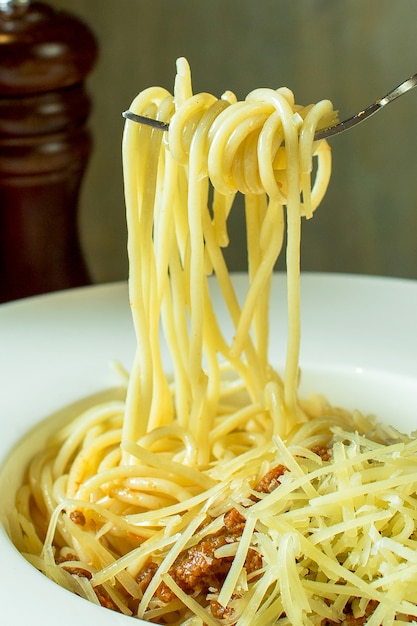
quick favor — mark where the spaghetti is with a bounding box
[10,58,417,625]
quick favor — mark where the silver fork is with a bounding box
[122,73,417,141]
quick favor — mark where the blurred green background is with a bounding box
[51,0,417,283]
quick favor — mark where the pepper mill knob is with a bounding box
[0,0,98,302]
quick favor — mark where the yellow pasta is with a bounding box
[11,58,417,626]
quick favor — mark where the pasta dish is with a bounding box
[9,58,417,625]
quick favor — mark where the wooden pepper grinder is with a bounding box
[0,0,98,302]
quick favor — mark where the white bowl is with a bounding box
[1,273,417,625]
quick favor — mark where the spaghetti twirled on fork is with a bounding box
[11,58,417,626]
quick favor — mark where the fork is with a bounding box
[122,73,417,141]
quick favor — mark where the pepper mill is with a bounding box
[0,0,98,302]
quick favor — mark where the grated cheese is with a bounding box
[199,427,417,623]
